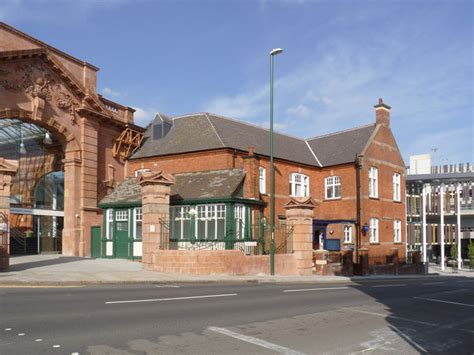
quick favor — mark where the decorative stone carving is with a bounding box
[0,61,79,124]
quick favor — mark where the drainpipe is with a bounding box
[355,154,363,262]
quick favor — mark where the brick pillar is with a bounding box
[390,248,399,275]
[284,197,317,276]
[359,248,369,275]
[139,171,175,270]
[0,158,17,271]
[242,146,260,200]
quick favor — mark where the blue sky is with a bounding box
[2,0,472,165]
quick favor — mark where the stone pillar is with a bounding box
[139,171,175,270]
[284,197,316,276]
[0,158,18,271]
[62,148,82,256]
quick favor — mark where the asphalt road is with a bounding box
[1,277,473,354]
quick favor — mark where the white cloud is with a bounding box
[101,87,121,97]
[286,104,311,119]
[132,107,156,128]
[204,86,268,119]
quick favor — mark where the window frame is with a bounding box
[105,209,113,240]
[343,225,352,244]
[195,204,227,240]
[134,168,151,177]
[369,217,379,243]
[393,172,401,202]
[133,207,142,240]
[325,176,341,200]
[393,219,402,243]
[259,167,266,194]
[289,173,310,197]
[369,167,379,198]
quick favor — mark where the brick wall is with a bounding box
[151,250,297,276]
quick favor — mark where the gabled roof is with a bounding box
[131,111,377,168]
[98,169,245,207]
[306,124,376,166]
[131,112,321,166]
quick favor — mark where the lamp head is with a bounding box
[270,48,283,56]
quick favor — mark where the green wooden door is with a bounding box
[114,209,130,258]
[91,226,101,258]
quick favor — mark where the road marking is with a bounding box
[35,339,43,342]
[4,328,11,331]
[155,285,180,288]
[422,282,445,285]
[283,287,349,293]
[341,307,474,334]
[394,327,428,353]
[53,344,61,348]
[18,333,25,336]
[371,284,407,288]
[414,297,474,308]
[105,293,237,304]
[208,326,305,354]
[71,352,79,355]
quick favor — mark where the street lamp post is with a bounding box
[269,48,283,276]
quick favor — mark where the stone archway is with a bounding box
[0,108,83,256]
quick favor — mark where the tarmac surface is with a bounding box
[1,277,473,354]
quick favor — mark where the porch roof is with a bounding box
[98,169,247,207]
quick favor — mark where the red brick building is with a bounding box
[113,100,406,262]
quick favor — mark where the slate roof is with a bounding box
[131,112,376,168]
[306,124,376,166]
[99,169,245,207]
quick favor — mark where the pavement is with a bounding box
[0,254,473,286]
[1,278,473,354]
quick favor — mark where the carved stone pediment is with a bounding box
[0,59,80,124]
[139,170,176,186]
[284,196,317,210]
[0,158,18,175]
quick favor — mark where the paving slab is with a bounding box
[0,255,472,286]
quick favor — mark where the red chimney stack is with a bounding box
[374,98,391,127]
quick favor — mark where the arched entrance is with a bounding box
[0,118,67,254]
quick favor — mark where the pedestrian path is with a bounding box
[0,255,472,286]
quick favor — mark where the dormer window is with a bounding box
[152,113,173,139]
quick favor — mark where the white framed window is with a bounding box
[133,207,142,240]
[196,204,226,240]
[259,167,266,194]
[235,204,246,240]
[290,173,309,197]
[134,168,151,177]
[115,210,128,221]
[369,167,378,198]
[106,209,113,240]
[393,173,401,202]
[170,205,192,240]
[370,218,379,243]
[393,219,401,243]
[343,225,352,243]
[325,176,341,199]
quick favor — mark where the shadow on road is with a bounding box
[5,256,84,272]
[347,275,473,354]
